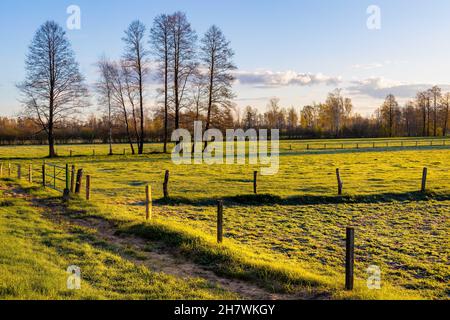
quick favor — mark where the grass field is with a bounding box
[0,138,449,300]
[0,184,236,300]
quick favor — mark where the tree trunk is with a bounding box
[204,52,215,150]
[108,97,113,155]
[444,103,449,137]
[48,119,56,158]
[138,69,144,155]
[163,44,169,154]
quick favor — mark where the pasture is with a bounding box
[0,138,449,300]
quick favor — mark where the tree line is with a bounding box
[7,15,450,155]
[2,85,449,145]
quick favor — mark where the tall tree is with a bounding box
[150,14,172,153]
[441,92,450,136]
[200,25,236,141]
[429,86,442,136]
[122,20,149,154]
[380,94,399,137]
[325,89,351,137]
[107,60,137,154]
[416,91,428,136]
[17,21,87,158]
[168,12,197,130]
[96,56,115,155]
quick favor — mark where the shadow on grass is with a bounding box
[16,184,327,297]
[153,191,450,207]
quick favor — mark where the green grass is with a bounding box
[0,184,236,300]
[1,139,449,300]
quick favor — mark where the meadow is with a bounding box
[0,138,449,300]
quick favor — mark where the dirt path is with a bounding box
[1,183,315,300]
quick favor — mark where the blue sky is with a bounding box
[1,0,450,117]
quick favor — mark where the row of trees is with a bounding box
[17,13,236,157]
[377,87,450,138]
[3,86,449,145]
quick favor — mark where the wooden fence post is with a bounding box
[70,150,73,157]
[42,164,46,187]
[86,175,91,200]
[217,200,223,244]
[92,149,95,156]
[421,167,428,193]
[75,169,83,194]
[345,227,355,291]
[336,169,343,195]
[17,164,21,180]
[145,185,152,220]
[0,163,3,177]
[8,163,11,177]
[163,170,170,199]
[63,164,70,200]
[28,164,32,183]
[253,171,258,194]
[70,165,76,193]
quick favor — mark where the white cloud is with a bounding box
[347,77,450,99]
[351,60,408,70]
[234,70,342,88]
[351,63,384,70]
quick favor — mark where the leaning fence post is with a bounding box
[75,169,83,194]
[217,200,223,244]
[163,170,170,199]
[345,227,355,291]
[145,185,152,220]
[63,164,70,200]
[336,168,343,195]
[253,171,258,194]
[70,165,75,193]
[28,164,32,183]
[421,167,428,193]
[86,175,91,200]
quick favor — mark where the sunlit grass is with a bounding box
[0,139,449,299]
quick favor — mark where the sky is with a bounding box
[1,0,450,117]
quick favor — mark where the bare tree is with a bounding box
[429,86,442,136]
[109,61,137,154]
[441,92,450,136]
[168,12,197,130]
[150,14,172,153]
[380,94,399,137]
[325,89,351,137]
[416,91,428,136]
[17,21,87,158]
[122,20,149,154]
[201,25,236,145]
[96,56,115,155]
